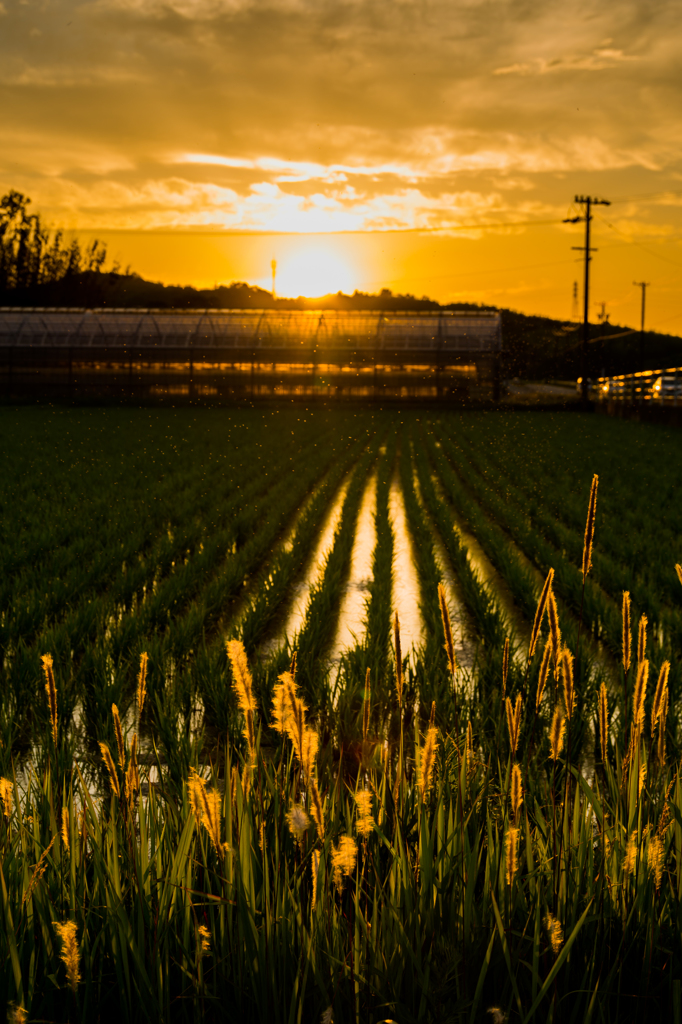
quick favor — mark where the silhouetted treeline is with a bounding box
[0,191,110,296]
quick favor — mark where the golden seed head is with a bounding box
[676,564,682,588]
[581,473,598,579]
[529,568,554,661]
[544,913,564,954]
[506,694,522,757]
[286,804,310,841]
[311,849,321,910]
[331,835,357,889]
[302,727,319,782]
[651,661,670,739]
[136,652,148,720]
[53,920,81,992]
[226,639,256,715]
[355,790,374,838]
[438,583,457,678]
[549,707,565,761]
[466,720,474,763]
[633,659,649,732]
[622,591,631,674]
[111,703,125,769]
[547,587,561,668]
[310,778,325,840]
[61,806,69,850]
[505,825,519,886]
[0,777,13,819]
[510,763,523,822]
[561,647,575,720]
[99,742,120,798]
[198,924,211,955]
[417,725,438,803]
[272,673,293,734]
[536,639,552,712]
[42,653,58,746]
[637,614,648,667]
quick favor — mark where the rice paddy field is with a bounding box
[1,405,682,1023]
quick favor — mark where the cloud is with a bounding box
[494,47,642,76]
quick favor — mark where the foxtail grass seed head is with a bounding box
[637,614,648,667]
[638,763,647,798]
[622,592,631,673]
[547,587,561,671]
[136,652,148,720]
[536,639,552,712]
[310,779,325,840]
[544,913,564,954]
[429,699,436,729]
[487,1009,506,1024]
[332,835,358,891]
[53,920,80,993]
[99,742,120,798]
[633,659,649,733]
[677,563,682,588]
[393,612,403,707]
[657,687,669,765]
[321,1006,333,1024]
[561,647,575,720]
[511,763,523,822]
[8,1005,27,1024]
[651,661,670,738]
[625,831,638,876]
[187,768,205,824]
[362,668,371,741]
[581,474,598,579]
[438,583,457,678]
[502,637,509,700]
[42,653,58,746]
[505,825,519,886]
[529,568,554,661]
[61,806,69,850]
[598,682,608,759]
[0,777,12,819]
[226,639,256,714]
[417,725,438,803]
[273,672,294,734]
[506,694,522,758]
[112,703,125,769]
[200,789,223,853]
[198,925,211,956]
[286,804,310,841]
[549,707,565,761]
[312,849,321,910]
[302,728,319,781]
[125,733,139,803]
[355,790,374,838]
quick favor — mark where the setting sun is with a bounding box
[265,246,357,298]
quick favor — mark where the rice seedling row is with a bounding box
[445,417,682,657]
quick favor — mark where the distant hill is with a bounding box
[2,268,681,381]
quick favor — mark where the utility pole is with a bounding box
[271,259,277,301]
[564,195,610,403]
[633,280,650,371]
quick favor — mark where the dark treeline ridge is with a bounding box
[0,190,111,295]
[2,189,681,379]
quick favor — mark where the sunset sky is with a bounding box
[2,0,681,328]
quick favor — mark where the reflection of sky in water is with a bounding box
[266,476,350,651]
[388,478,424,654]
[329,473,377,663]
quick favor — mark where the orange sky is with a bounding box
[2,0,681,329]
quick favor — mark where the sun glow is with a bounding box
[269,246,357,298]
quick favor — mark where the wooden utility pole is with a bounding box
[564,195,610,403]
[633,280,650,371]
